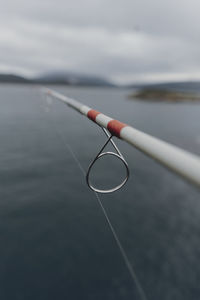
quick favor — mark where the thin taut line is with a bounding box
[53,123,148,300]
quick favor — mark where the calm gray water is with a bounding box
[0,84,200,300]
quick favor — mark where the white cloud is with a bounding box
[0,0,200,83]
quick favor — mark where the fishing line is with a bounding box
[42,95,148,300]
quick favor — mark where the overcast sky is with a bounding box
[0,0,200,83]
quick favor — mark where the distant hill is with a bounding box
[129,88,200,102]
[36,71,115,87]
[0,74,29,83]
[128,81,200,102]
[0,72,115,87]
[1,72,200,91]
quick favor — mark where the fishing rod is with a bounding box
[43,87,200,190]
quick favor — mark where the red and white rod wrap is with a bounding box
[45,88,200,188]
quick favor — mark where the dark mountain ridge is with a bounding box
[0,72,115,87]
[36,71,114,86]
[0,74,29,83]
[1,72,200,91]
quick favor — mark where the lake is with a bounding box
[0,84,200,300]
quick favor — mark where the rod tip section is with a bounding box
[107,120,127,137]
[41,87,51,95]
[46,89,52,95]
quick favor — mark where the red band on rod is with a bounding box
[87,110,100,122]
[107,120,127,137]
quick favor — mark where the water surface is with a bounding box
[0,85,200,300]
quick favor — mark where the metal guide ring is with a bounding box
[86,127,129,193]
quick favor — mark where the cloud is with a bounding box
[0,0,200,83]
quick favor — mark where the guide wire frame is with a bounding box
[86,127,130,193]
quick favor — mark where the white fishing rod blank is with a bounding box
[44,88,200,190]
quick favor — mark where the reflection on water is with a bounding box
[0,85,200,300]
